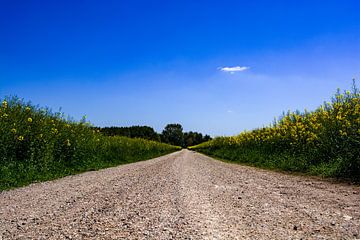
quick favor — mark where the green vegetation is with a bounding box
[161,123,211,147]
[161,123,184,146]
[191,82,360,180]
[99,126,161,141]
[183,131,212,148]
[98,123,211,148]
[0,97,179,191]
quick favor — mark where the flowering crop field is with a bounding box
[191,82,360,180]
[0,98,180,191]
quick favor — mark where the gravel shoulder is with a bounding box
[1,149,359,239]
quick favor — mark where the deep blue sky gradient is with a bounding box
[1,0,359,136]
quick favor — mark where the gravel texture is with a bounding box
[1,149,359,239]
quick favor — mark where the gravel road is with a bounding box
[1,149,359,239]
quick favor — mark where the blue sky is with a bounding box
[1,0,359,136]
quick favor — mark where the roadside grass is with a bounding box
[191,81,360,181]
[0,97,180,191]
[192,149,359,185]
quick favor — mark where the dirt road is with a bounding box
[1,150,359,239]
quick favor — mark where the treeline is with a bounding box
[98,124,211,147]
[161,123,211,147]
[99,126,160,141]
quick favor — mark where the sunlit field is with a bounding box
[191,82,360,180]
[0,98,179,191]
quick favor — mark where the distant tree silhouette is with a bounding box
[203,134,211,142]
[160,124,212,147]
[100,126,160,141]
[161,123,184,146]
[97,124,212,147]
[183,132,212,148]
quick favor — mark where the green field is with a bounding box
[0,97,179,191]
[191,83,360,180]
[1,82,359,191]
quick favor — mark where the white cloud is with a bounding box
[219,66,249,74]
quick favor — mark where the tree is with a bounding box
[99,123,212,147]
[203,134,211,142]
[161,123,184,146]
[99,126,161,141]
[183,132,212,147]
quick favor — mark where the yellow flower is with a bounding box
[336,115,343,121]
[25,107,31,111]
[17,136,24,141]
[336,94,344,100]
[65,139,71,147]
[27,117,33,123]
[339,130,347,136]
[2,100,7,108]
[51,128,58,134]
[11,128,17,134]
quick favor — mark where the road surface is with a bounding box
[1,149,359,239]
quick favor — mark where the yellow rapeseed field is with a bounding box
[192,82,360,179]
[0,97,179,190]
